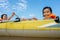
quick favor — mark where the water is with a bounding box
[0,36,60,40]
[46,23,60,28]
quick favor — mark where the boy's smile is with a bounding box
[43,8,52,16]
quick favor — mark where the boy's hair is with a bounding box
[1,14,7,19]
[42,6,52,17]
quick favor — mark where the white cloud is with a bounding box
[0,0,9,10]
[5,6,10,10]
[21,0,27,3]
[21,16,25,18]
[0,0,8,3]
[0,0,5,3]
[29,14,35,17]
[13,0,28,11]
[0,12,3,16]
[0,0,28,11]
[12,5,17,10]
[0,3,8,8]
[21,16,27,19]
[17,3,27,10]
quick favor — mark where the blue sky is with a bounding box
[0,0,60,20]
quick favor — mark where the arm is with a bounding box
[0,18,2,20]
[7,12,15,20]
[0,18,3,22]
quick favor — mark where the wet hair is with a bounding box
[1,14,7,19]
[42,7,52,17]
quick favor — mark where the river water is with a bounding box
[0,36,60,40]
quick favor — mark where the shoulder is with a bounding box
[0,18,2,20]
[50,13,56,16]
[52,13,55,15]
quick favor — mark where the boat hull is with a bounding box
[0,20,60,37]
[0,29,60,37]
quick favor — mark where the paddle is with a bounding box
[54,16,60,23]
[14,13,20,22]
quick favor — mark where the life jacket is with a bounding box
[48,13,56,19]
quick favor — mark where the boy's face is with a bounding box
[3,15,7,20]
[43,8,51,16]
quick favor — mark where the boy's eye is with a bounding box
[43,11,50,13]
[44,15,45,17]
[47,11,49,13]
[43,11,46,13]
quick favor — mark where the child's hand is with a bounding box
[0,18,2,22]
[12,12,15,16]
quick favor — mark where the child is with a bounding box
[0,12,15,22]
[42,6,60,23]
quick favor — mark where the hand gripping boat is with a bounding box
[0,20,60,37]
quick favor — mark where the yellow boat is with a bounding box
[0,20,60,37]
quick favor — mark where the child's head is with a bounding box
[42,7,52,17]
[1,14,7,20]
